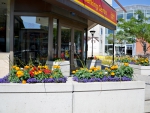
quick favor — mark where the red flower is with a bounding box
[29,70,35,77]
[43,69,51,74]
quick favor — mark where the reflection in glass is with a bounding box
[127,12,133,19]
[53,19,58,58]
[117,14,123,20]
[74,30,82,67]
[14,16,49,65]
[74,30,82,59]
[61,26,71,60]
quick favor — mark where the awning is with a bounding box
[43,0,117,30]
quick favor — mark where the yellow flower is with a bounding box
[53,65,60,69]
[90,66,95,70]
[16,70,24,77]
[38,70,42,74]
[50,75,53,78]
[38,66,42,68]
[15,67,20,71]
[44,65,48,69]
[96,66,101,70]
[12,65,17,69]
[22,80,26,84]
[34,71,39,75]
[76,70,78,72]
[110,66,115,70]
[94,68,98,71]
[89,70,92,72]
[72,71,76,74]
[124,63,129,66]
[111,72,115,76]
[114,65,118,69]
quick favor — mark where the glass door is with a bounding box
[74,30,82,68]
[60,26,71,60]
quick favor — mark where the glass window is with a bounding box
[146,10,150,22]
[53,19,58,58]
[127,13,133,19]
[14,16,49,65]
[117,14,123,20]
[105,45,113,55]
[108,29,113,34]
[0,0,9,52]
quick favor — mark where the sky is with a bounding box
[112,0,150,8]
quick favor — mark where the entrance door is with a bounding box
[60,26,83,72]
[60,26,71,60]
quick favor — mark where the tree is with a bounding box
[118,10,150,55]
[106,30,131,56]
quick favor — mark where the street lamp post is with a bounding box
[90,30,95,58]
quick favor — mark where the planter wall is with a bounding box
[0,79,145,113]
[46,61,70,77]
[86,60,101,69]
[0,53,9,78]
[129,64,150,75]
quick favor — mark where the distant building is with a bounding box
[88,4,150,56]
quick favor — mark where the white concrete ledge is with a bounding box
[0,78,145,113]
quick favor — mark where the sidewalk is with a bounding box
[133,74,150,113]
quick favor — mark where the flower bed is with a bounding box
[0,65,67,83]
[72,63,133,82]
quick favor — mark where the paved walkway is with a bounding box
[133,74,150,113]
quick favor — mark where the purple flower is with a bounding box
[121,76,132,81]
[101,76,109,82]
[0,74,10,83]
[27,78,39,83]
[43,78,55,83]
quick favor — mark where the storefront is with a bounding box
[0,0,116,73]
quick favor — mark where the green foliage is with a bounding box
[51,68,63,79]
[118,10,150,54]
[74,68,91,79]
[119,65,133,78]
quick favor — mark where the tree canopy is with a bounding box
[117,10,150,54]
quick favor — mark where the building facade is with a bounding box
[0,0,116,76]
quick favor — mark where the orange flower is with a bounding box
[24,65,30,69]
[16,70,24,77]
[22,80,26,84]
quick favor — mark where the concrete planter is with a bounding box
[0,79,145,113]
[86,60,101,69]
[46,61,70,77]
[0,53,9,78]
[129,64,150,75]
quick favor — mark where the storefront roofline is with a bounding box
[43,0,116,30]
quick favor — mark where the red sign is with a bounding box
[72,0,117,25]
